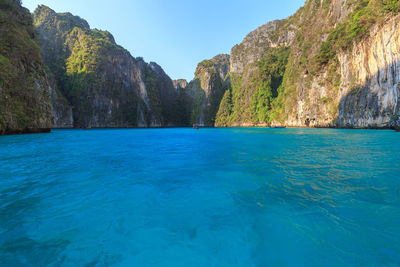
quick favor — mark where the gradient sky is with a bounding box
[22,0,305,81]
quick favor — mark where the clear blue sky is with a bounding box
[23,0,305,81]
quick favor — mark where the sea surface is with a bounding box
[0,128,399,266]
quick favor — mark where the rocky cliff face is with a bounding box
[213,0,400,128]
[147,62,188,126]
[34,5,183,128]
[49,78,73,128]
[5,0,398,131]
[281,0,400,128]
[284,17,400,129]
[0,0,53,134]
[173,79,188,90]
[336,14,400,128]
[230,19,295,74]
[185,54,230,126]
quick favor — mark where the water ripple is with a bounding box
[0,128,399,266]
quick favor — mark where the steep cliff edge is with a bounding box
[336,14,400,128]
[185,54,230,126]
[34,5,183,128]
[282,0,400,128]
[214,0,400,128]
[0,0,53,134]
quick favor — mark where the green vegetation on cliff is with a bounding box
[0,0,52,133]
[34,5,183,127]
[63,27,138,126]
[279,0,400,123]
[66,29,119,76]
[187,54,230,126]
[204,72,229,125]
[219,0,400,127]
[63,27,124,100]
[217,47,289,126]
[188,80,203,124]
[251,47,290,123]
[215,89,233,127]
[143,65,163,123]
[316,0,400,67]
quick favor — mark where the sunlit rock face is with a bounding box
[210,0,400,128]
[336,16,400,128]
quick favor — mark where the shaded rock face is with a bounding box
[0,0,53,134]
[72,45,145,128]
[148,62,186,126]
[48,78,73,128]
[34,5,182,128]
[185,54,231,126]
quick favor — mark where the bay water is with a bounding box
[0,128,399,266]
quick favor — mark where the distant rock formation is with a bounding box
[173,79,188,90]
[184,54,231,126]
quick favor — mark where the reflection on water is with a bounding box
[0,128,399,266]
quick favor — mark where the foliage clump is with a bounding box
[187,55,230,126]
[251,47,290,123]
[215,89,233,127]
[216,47,290,126]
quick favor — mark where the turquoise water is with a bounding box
[0,128,399,266]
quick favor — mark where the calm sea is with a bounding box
[0,128,399,266]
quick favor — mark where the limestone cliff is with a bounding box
[48,77,73,128]
[34,5,182,128]
[334,15,400,128]
[173,79,188,90]
[5,0,399,131]
[0,0,53,134]
[214,0,400,128]
[185,54,230,126]
[230,19,295,74]
[147,62,187,126]
[282,0,400,128]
